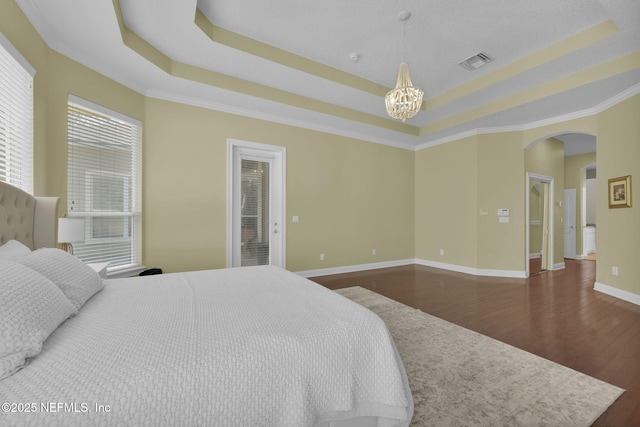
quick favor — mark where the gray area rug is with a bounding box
[336,286,624,427]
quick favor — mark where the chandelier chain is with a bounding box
[402,21,407,64]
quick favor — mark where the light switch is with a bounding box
[292,215,299,223]
[499,217,509,224]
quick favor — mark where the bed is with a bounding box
[0,181,413,427]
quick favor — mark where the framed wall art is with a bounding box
[608,175,632,208]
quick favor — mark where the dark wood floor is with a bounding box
[310,259,640,426]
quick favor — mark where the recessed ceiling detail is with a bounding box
[14,0,640,149]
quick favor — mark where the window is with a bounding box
[67,96,141,273]
[0,34,34,193]
[86,171,131,240]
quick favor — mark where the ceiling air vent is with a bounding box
[459,52,493,71]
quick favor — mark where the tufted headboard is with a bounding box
[0,181,60,250]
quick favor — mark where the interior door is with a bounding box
[564,189,577,259]
[541,182,551,270]
[529,181,543,275]
[526,173,554,277]
[229,142,285,268]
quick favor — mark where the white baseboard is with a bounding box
[298,261,639,307]
[295,259,415,278]
[529,252,541,259]
[594,282,640,306]
[415,259,528,278]
[297,258,532,279]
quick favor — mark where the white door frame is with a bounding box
[564,188,577,259]
[227,139,286,268]
[580,162,597,257]
[525,173,554,276]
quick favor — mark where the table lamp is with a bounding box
[58,217,85,254]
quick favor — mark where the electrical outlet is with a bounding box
[320,253,325,261]
[440,249,444,256]
[372,249,376,256]
[612,266,619,276]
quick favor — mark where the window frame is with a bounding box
[67,95,142,276]
[0,33,35,194]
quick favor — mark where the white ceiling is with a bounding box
[16,0,640,150]
[555,133,597,157]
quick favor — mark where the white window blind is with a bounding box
[67,98,141,271]
[0,34,34,193]
[240,158,271,266]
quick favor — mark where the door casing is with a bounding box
[227,139,286,268]
[525,173,554,276]
[564,188,577,259]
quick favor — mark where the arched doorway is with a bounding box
[524,132,596,276]
[555,134,597,262]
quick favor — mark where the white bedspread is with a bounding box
[1,266,412,426]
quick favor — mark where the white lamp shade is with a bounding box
[58,218,85,244]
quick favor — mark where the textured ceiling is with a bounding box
[15,0,640,150]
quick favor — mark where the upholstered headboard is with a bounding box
[0,181,60,250]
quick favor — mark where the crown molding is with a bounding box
[415,82,640,151]
[592,81,640,113]
[146,89,418,151]
[149,81,640,153]
[15,0,149,96]
[12,0,640,153]
[15,0,55,44]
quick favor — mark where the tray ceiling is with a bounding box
[16,0,640,149]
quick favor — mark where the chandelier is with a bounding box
[385,63,423,121]
[385,11,423,122]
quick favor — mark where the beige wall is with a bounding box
[415,131,528,274]
[4,0,415,275]
[525,137,565,266]
[44,51,145,212]
[3,2,639,300]
[144,98,415,273]
[415,136,478,267]
[0,1,145,198]
[476,132,526,272]
[596,94,640,295]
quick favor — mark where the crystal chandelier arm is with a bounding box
[395,63,414,88]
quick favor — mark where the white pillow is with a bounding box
[0,260,77,379]
[17,248,105,311]
[0,240,31,260]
